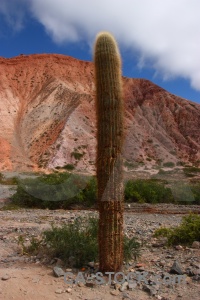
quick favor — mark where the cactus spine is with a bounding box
[94,32,124,272]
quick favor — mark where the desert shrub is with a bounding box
[124,161,138,169]
[147,139,153,143]
[10,173,199,209]
[124,179,174,204]
[125,180,199,205]
[183,166,200,174]
[11,172,95,209]
[71,151,84,160]
[123,236,141,262]
[0,173,3,182]
[82,177,97,206]
[157,168,166,175]
[154,213,200,246]
[163,161,175,168]
[43,217,140,267]
[43,217,98,267]
[170,182,196,204]
[0,173,18,185]
[146,157,152,161]
[18,235,42,255]
[1,203,21,210]
[63,164,75,170]
[191,184,200,205]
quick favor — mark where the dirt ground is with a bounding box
[0,205,199,300]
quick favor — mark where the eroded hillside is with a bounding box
[0,54,199,173]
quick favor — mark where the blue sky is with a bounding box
[0,0,200,104]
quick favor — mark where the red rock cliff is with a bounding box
[0,54,199,172]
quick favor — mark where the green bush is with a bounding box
[124,161,138,169]
[0,173,18,185]
[170,182,196,204]
[18,235,42,255]
[82,177,97,206]
[154,213,200,246]
[43,217,98,267]
[163,161,175,168]
[63,164,75,170]
[10,173,200,209]
[71,151,84,160]
[191,183,200,205]
[124,179,174,204]
[43,217,140,267]
[11,172,95,209]
[183,166,200,174]
[123,236,141,262]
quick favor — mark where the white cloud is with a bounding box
[0,0,27,32]
[28,0,200,90]
[2,0,200,90]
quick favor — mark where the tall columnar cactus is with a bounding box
[94,32,124,272]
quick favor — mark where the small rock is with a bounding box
[1,274,10,281]
[191,262,200,269]
[169,261,183,275]
[128,281,137,290]
[32,277,40,283]
[55,258,63,266]
[77,282,85,287]
[191,241,200,249]
[135,263,145,268]
[110,289,120,296]
[85,281,96,288]
[143,284,156,296]
[159,260,166,267]
[50,258,56,265]
[53,266,65,277]
[193,269,200,275]
[137,266,145,272]
[66,287,72,293]
[114,283,121,290]
[185,276,192,284]
[192,275,200,281]
[119,281,128,292]
[152,243,163,247]
[129,268,135,272]
[55,289,63,294]
[175,245,183,250]
[87,261,95,268]
[65,268,72,272]
[152,237,168,247]
[122,292,131,299]
[185,267,193,277]
[177,293,183,297]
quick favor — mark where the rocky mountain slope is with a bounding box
[0,54,199,173]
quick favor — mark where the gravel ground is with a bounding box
[0,206,199,300]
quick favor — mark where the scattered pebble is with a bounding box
[55,288,64,294]
[192,241,200,249]
[53,266,65,277]
[0,207,199,299]
[110,289,120,296]
[1,274,10,281]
